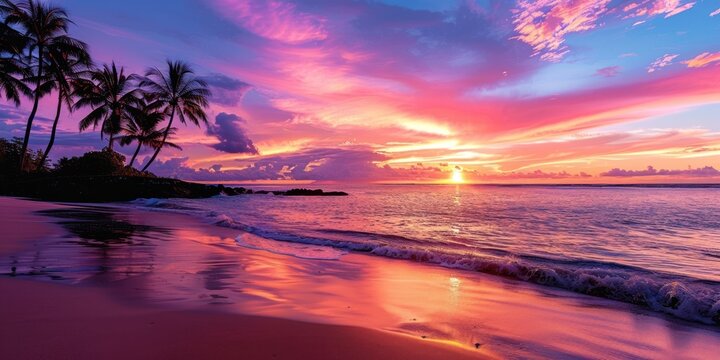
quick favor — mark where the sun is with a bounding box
[451,168,464,183]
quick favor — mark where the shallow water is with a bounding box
[136,184,720,325]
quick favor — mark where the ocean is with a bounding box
[135,184,720,326]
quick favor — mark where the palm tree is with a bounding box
[120,103,181,167]
[139,60,210,171]
[0,22,31,106]
[39,45,92,165]
[74,62,141,149]
[1,0,87,170]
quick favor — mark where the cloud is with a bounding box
[511,0,611,61]
[476,170,592,180]
[142,147,393,182]
[210,0,327,43]
[136,157,195,179]
[684,51,720,68]
[711,8,720,17]
[202,73,252,106]
[510,1,696,61]
[601,165,720,177]
[595,66,621,77]
[469,128,720,173]
[142,147,494,183]
[622,0,695,19]
[206,113,259,154]
[647,54,678,73]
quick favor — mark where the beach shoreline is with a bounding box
[1,196,719,359]
[0,197,487,360]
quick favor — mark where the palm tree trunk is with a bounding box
[19,45,44,171]
[40,91,63,166]
[129,142,141,167]
[108,132,114,150]
[141,107,175,172]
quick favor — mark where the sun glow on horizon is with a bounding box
[451,168,464,183]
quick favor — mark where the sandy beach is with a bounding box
[0,197,485,360]
[1,197,719,359]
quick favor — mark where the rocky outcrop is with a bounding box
[0,175,348,202]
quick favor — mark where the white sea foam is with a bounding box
[235,233,346,260]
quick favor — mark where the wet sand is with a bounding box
[0,279,483,360]
[1,197,719,359]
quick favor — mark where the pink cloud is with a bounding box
[596,65,621,77]
[399,64,720,143]
[211,0,327,43]
[511,0,611,61]
[684,52,720,68]
[601,165,720,177]
[623,0,696,19]
[647,54,678,73]
[711,8,720,17]
[468,127,720,172]
[473,170,592,181]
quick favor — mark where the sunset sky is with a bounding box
[2,0,720,183]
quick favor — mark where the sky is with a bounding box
[2,0,720,183]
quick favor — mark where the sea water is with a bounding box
[136,184,720,325]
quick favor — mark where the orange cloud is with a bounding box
[684,52,720,68]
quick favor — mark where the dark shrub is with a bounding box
[53,148,149,177]
[0,137,48,176]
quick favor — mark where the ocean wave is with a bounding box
[132,198,201,212]
[370,247,720,325]
[138,202,720,326]
[235,233,346,260]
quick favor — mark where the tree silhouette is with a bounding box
[75,62,141,149]
[139,60,209,171]
[120,103,181,167]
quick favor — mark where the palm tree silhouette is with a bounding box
[139,60,210,172]
[39,44,92,165]
[121,103,181,168]
[1,0,87,170]
[75,62,141,149]
[0,22,31,106]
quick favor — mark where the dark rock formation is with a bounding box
[283,188,348,196]
[0,176,347,202]
[1,175,222,202]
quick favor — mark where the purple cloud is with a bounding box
[595,66,620,77]
[143,147,393,182]
[206,113,258,154]
[202,73,252,106]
